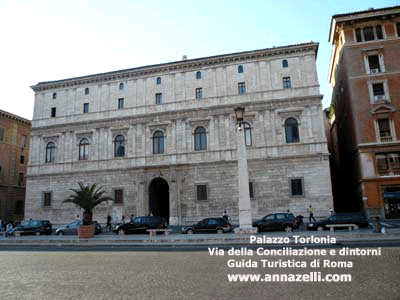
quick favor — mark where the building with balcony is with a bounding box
[26,42,333,225]
[0,110,31,222]
[328,6,400,218]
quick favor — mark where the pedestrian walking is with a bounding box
[308,205,316,223]
[130,214,135,222]
[222,210,229,221]
[106,214,112,232]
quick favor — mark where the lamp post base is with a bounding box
[234,227,258,235]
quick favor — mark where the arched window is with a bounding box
[153,131,164,154]
[194,127,207,151]
[114,135,125,157]
[119,82,124,91]
[79,138,89,160]
[238,65,244,73]
[85,87,89,95]
[196,71,202,79]
[282,59,288,68]
[45,142,56,163]
[52,92,57,99]
[243,122,252,146]
[156,77,161,84]
[285,118,300,143]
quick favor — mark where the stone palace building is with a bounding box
[26,42,333,225]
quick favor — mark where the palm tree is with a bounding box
[63,182,113,225]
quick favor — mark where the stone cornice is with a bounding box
[30,42,318,93]
[0,109,31,126]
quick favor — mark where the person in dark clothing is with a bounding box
[106,214,112,232]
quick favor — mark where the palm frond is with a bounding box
[63,182,113,213]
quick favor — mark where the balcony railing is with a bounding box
[380,136,393,143]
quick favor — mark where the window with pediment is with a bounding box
[243,122,252,146]
[79,138,89,160]
[114,135,125,157]
[153,131,164,154]
[45,142,56,163]
[285,117,300,143]
[194,127,207,151]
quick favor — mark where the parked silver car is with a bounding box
[56,220,102,235]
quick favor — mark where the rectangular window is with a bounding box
[363,26,375,41]
[283,77,291,89]
[377,118,392,142]
[372,83,385,102]
[368,55,381,73]
[0,128,4,141]
[397,23,400,36]
[118,98,124,109]
[114,189,123,204]
[355,28,362,42]
[195,88,203,99]
[376,25,383,39]
[156,93,163,105]
[356,26,385,42]
[43,192,52,207]
[51,107,56,118]
[290,179,303,196]
[21,135,26,148]
[197,185,207,201]
[83,103,89,113]
[238,82,246,94]
[249,182,254,199]
[376,153,400,176]
[20,156,24,164]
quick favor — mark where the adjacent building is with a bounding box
[26,42,333,225]
[0,110,31,222]
[328,6,400,218]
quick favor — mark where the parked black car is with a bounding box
[182,217,233,234]
[115,216,167,235]
[252,213,298,232]
[11,220,52,236]
[307,213,370,231]
[56,220,102,235]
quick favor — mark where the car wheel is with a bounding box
[186,229,194,234]
[284,225,293,233]
[57,231,64,236]
[353,225,359,230]
[118,229,125,235]
[36,232,41,236]
[317,226,324,231]
[216,228,224,234]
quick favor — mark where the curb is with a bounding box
[0,233,398,247]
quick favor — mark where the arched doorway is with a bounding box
[148,178,169,223]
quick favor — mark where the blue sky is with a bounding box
[1,0,398,120]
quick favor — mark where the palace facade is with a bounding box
[26,42,333,225]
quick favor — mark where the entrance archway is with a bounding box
[148,178,169,223]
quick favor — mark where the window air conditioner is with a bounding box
[370,68,380,74]
[374,95,386,101]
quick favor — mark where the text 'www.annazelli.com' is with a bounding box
[227,272,352,282]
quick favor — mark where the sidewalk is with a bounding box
[1,227,399,246]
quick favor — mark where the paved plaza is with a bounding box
[0,247,399,300]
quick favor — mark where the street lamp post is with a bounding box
[234,107,256,234]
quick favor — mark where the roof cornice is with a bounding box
[329,5,400,43]
[0,110,32,125]
[31,42,318,93]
